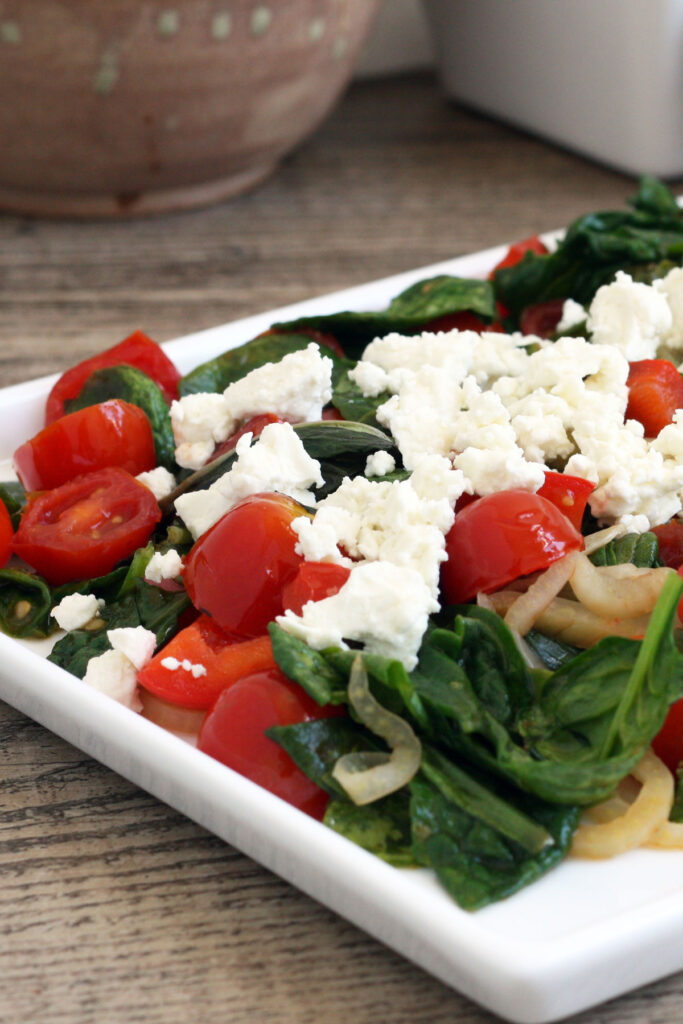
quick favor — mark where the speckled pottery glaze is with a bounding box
[0,0,381,217]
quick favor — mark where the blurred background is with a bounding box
[3,4,683,1024]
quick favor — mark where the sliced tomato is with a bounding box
[0,501,13,568]
[489,234,549,277]
[652,521,683,569]
[45,330,181,423]
[183,493,308,638]
[321,405,345,421]
[198,667,342,818]
[537,471,594,531]
[441,490,583,604]
[138,614,277,709]
[210,413,284,463]
[519,298,566,339]
[282,562,351,615]
[14,399,156,492]
[12,466,161,585]
[421,311,504,334]
[626,359,683,437]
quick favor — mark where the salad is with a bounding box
[3,176,683,911]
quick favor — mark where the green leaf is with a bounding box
[324,793,414,866]
[0,569,54,638]
[590,531,660,568]
[267,716,384,796]
[524,629,582,671]
[671,768,683,823]
[330,369,388,426]
[0,481,26,530]
[268,622,348,706]
[65,364,176,470]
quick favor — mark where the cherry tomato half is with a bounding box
[0,501,13,568]
[653,521,683,569]
[489,234,549,277]
[210,413,284,463]
[281,561,351,615]
[183,493,307,638]
[441,490,583,604]
[45,330,181,423]
[198,667,342,818]
[653,695,683,774]
[14,399,156,492]
[537,471,594,531]
[626,359,683,438]
[12,466,161,585]
[519,298,566,339]
[138,614,277,709]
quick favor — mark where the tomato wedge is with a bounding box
[490,234,549,277]
[138,615,277,709]
[183,493,307,638]
[652,521,683,569]
[519,298,566,339]
[537,471,594,531]
[209,413,284,463]
[14,399,156,492]
[45,330,181,423]
[0,501,13,568]
[12,466,161,585]
[626,359,683,437]
[198,667,343,818]
[441,490,583,604]
[282,561,351,615]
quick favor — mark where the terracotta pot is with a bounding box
[0,0,381,217]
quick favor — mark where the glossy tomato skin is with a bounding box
[652,694,683,774]
[198,667,342,818]
[45,330,181,423]
[12,466,161,585]
[441,490,583,604]
[183,493,308,638]
[281,561,351,615]
[14,399,156,492]
[626,359,683,437]
[537,471,594,531]
[138,614,277,709]
[0,501,13,568]
[210,413,284,463]
[490,234,548,277]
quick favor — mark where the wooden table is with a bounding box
[1,74,682,1024]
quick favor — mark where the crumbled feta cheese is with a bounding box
[107,626,157,670]
[276,561,438,671]
[171,392,234,470]
[364,450,396,477]
[145,548,184,583]
[175,421,324,539]
[587,270,672,360]
[51,593,104,631]
[136,466,177,501]
[82,650,142,711]
[656,267,683,353]
[161,656,207,678]
[171,344,333,469]
[555,298,586,335]
[292,456,465,598]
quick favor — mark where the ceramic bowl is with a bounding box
[0,0,381,217]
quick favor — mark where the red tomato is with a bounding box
[0,501,13,568]
[421,311,504,334]
[138,614,277,709]
[198,667,342,818]
[45,330,181,423]
[519,298,566,339]
[12,466,161,585]
[13,400,156,492]
[210,413,284,463]
[282,561,351,615]
[441,490,583,604]
[537,471,594,531]
[322,405,345,421]
[653,695,683,774]
[626,360,683,437]
[653,521,683,569]
[489,234,549,277]
[183,493,307,638]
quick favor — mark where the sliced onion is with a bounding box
[332,656,421,805]
[583,523,628,556]
[504,550,580,637]
[140,688,206,741]
[486,591,651,648]
[569,553,674,620]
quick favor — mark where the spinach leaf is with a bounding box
[324,793,414,867]
[590,531,660,568]
[268,622,348,706]
[273,276,497,360]
[0,569,54,638]
[179,332,348,396]
[0,481,26,529]
[65,364,176,470]
[671,768,683,823]
[525,629,581,671]
[329,369,388,426]
[267,716,384,795]
[410,775,579,911]
[495,176,683,322]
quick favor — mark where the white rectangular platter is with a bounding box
[2,241,683,1024]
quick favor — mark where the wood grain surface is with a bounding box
[1,74,683,1024]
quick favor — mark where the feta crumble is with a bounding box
[136,466,177,501]
[145,548,184,583]
[51,593,105,631]
[364,450,396,477]
[160,656,207,679]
